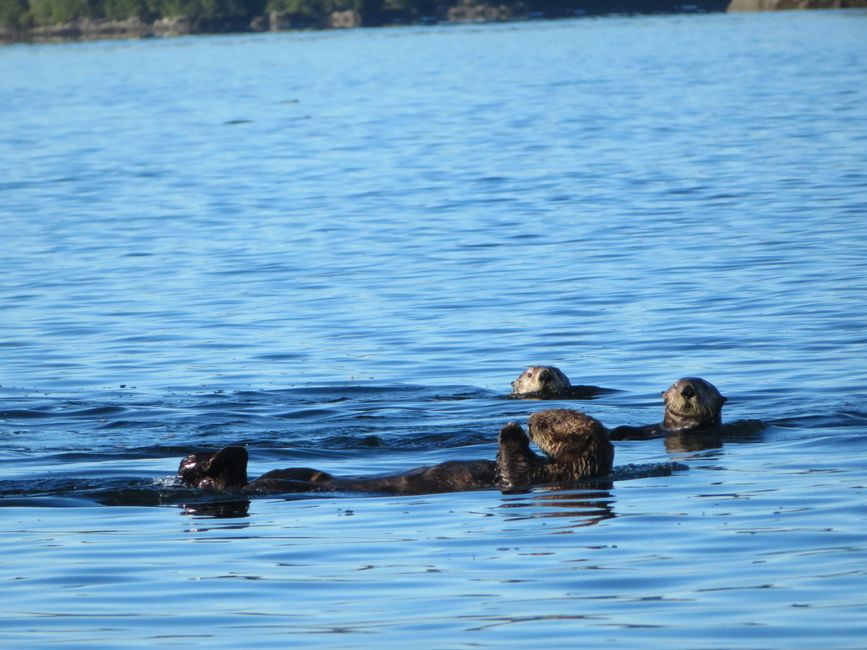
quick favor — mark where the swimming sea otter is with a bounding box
[510,366,613,399]
[609,377,727,440]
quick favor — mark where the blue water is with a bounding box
[2,9,867,648]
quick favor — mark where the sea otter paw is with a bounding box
[499,421,529,445]
[496,422,535,493]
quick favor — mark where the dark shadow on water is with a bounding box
[663,419,766,453]
[499,486,616,527]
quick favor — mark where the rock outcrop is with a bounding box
[728,0,867,10]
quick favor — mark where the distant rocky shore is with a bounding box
[728,0,866,9]
[1,0,865,45]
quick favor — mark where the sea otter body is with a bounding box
[609,377,728,440]
[177,446,499,496]
[177,411,616,496]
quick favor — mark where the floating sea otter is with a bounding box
[510,366,613,399]
[178,445,499,495]
[177,410,619,496]
[609,377,728,440]
[496,409,614,492]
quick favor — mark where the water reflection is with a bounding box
[179,499,251,519]
[663,419,766,453]
[500,485,616,527]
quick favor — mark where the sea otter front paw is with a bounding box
[496,422,537,493]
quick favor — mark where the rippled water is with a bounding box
[2,10,867,648]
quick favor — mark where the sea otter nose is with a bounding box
[681,385,696,399]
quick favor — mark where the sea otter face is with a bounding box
[662,377,727,431]
[527,409,614,482]
[511,366,572,396]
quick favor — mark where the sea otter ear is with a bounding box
[721,395,728,404]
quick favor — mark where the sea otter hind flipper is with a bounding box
[177,445,248,490]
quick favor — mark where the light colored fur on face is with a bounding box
[511,366,572,396]
[662,377,727,431]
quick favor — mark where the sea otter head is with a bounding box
[662,377,727,431]
[178,446,248,491]
[511,366,572,396]
[527,409,614,478]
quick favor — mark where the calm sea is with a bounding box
[2,10,867,648]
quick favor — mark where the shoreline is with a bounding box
[1,1,865,45]
[0,6,725,45]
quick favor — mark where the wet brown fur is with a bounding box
[496,409,614,491]
[178,447,498,496]
[178,446,249,491]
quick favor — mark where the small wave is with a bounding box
[278,384,431,398]
[0,409,53,419]
[99,420,149,430]
[66,406,127,417]
[275,408,342,420]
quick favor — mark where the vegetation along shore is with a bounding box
[1,0,865,44]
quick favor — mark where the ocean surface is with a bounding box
[2,9,867,648]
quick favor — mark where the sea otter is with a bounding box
[176,413,616,496]
[609,377,728,440]
[496,409,614,491]
[178,445,498,495]
[178,443,503,496]
[510,366,613,399]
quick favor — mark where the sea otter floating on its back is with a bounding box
[176,410,618,496]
